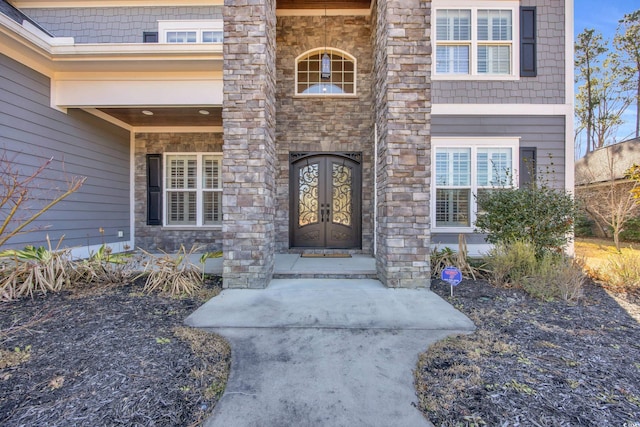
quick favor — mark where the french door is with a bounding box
[290,153,361,249]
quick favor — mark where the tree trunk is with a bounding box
[636,66,640,138]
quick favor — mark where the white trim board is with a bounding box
[432,104,572,116]
[14,0,222,7]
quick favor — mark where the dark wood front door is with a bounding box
[290,153,362,249]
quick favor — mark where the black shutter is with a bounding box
[520,7,537,77]
[147,154,162,225]
[143,31,158,43]
[519,147,537,187]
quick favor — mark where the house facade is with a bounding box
[0,0,574,288]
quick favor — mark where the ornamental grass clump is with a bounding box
[73,244,135,286]
[0,238,73,300]
[484,240,585,302]
[138,245,203,296]
[431,235,483,280]
[595,251,640,289]
[484,240,537,288]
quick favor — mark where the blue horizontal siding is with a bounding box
[1,53,131,250]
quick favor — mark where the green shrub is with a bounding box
[475,184,575,256]
[619,217,640,242]
[574,212,596,238]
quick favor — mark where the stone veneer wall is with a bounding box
[222,0,277,288]
[275,15,374,254]
[373,0,432,288]
[134,132,223,252]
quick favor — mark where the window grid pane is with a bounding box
[167,156,197,189]
[166,31,197,43]
[436,45,470,74]
[297,50,355,95]
[435,148,471,186]
[167,191,197,225]
[477,10,512,41]
[477,148,512,187]
[203,157,221,189]
[477,45,511,74]
[436,10,471,41]
[202,31,223,43]
[436,189,470,227]
[203,191,222,225]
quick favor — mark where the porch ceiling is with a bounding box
[277,0,371,9]
[97,107,222,127]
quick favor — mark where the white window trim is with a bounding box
[158,20,223,44]
[431,0,520,81]
[294,47,357,97]
[163,152,223,228]
[431,137,520,233]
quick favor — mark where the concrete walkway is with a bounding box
[185,278,475,427]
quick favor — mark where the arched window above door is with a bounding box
[295,48,356,96]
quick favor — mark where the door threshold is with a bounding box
[300,253,352,258]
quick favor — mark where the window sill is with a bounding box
[293,94,359,99]
[161,226,222,231]
[431,227,476,233]
[432,74,520,82]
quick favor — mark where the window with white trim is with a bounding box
[164,153,222,227]
[433,139,518,229]
[158,20,223,44]
[295,48,356,96]
[433,1,518,79]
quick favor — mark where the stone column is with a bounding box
[373,0,431,288]
[222,0,277,288]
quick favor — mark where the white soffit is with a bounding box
[53,78,223,108]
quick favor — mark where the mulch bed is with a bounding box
[0,278,229,427]
[416,279,640,426]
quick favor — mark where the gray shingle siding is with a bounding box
[21,6,222,43]
[1,53,130,250]
[433,0,566,105]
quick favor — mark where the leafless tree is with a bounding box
[575,146,640,251]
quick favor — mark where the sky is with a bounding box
[574,0,639,157]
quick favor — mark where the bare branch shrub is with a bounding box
[0,153,85,249]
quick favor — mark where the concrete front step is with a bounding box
[198,253,378,280]
[272,271,378,279]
